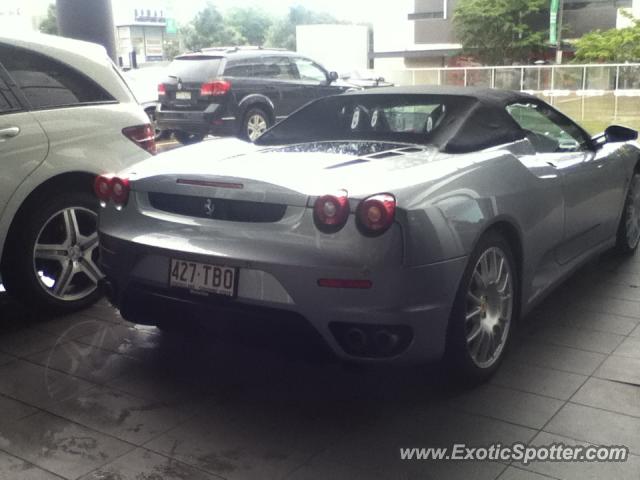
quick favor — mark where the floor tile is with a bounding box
[450,384,564,429]
[0,392,39,420]
[0,451,64,480]
[527,326,624,354]
[613,336,640,359]
[0,351,15,366]
[34,315,114,341]
[27,341,141,385]
[0,411,134,479]
[507,342,607,375]
[498,466,556,480]
[545,309,638,336]
[77,447,221,480]
[515,431,640,480]
[594,355,640,385]
[0,359,95,410]
[48,385,203,445]
[545,403,640,455]
[491,361,587,400]
[0,328,59,357]
[572,377,640,417]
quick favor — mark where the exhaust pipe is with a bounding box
[345,327,367,353]
[374,329,399,355]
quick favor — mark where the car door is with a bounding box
[506,101,626,264]
[254,56,302,119]
[290,57,342,103]
[0,65,48,221]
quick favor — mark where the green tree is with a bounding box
[574,15,640,63]
[182,2,245,51]
[39,4,58,35]
[265,5,337,51]
[453,0,547,65]
[226,7,273,46]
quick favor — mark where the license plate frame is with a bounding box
[169,258,237,297]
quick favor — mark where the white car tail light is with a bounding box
[122,124,156,155]
[94,174,130,207]
[356,193,396,236]
[313,191,349,233]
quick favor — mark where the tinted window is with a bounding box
[0,76,20,114]
[255,57,298,80]
[292,58,326,83]
[169,56,222,82]
[507,102,590,153]
[0,45,113,109]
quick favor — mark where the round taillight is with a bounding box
[94,175,113,202]
[313,191,349,233]
[111,177,130,206]
[356,193,396,236]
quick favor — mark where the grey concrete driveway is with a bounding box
[0,250,639,480]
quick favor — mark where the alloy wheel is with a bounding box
[32,207,102,302]
[247,114,268,141]
[465,246,514,369]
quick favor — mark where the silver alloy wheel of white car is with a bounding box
[625,173,640,249]
[247,113,268,141]
[32,207,102,302]
[465,246,514,369]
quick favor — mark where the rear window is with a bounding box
[168,56,222,82]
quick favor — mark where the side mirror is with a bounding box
[328,71,339,83]
[593,125,638,148]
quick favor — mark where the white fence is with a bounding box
[378,63,640,132]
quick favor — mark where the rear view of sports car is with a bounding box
[96,86,640,380]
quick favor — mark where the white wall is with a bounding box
[296,24,369,73]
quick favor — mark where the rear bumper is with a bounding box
[99,232,467,365]
[155,104,237,136]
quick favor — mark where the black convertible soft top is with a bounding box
[257,86,538,153]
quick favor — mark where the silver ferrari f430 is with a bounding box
[96,86,640,380]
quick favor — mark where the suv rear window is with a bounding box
[168,56,222,82]
[0,45,114,110]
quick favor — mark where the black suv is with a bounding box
[156,47,354,144]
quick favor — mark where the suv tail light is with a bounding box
[94,175,130,207]
[122,124,156,155]
[157,83,166,96]
[200,80,231,96]
[356,193,396,236]
[313,191,349,233]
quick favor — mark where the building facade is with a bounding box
[374,0,636,69]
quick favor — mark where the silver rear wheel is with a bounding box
[465,247,513,369]
[33,207,102,302]
[616,172,640,254]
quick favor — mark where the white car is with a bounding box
[0,33,153,313]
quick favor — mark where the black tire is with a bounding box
[241,107,271,142]
[444,230,519,384]
[2,191,103,314]
[615,172,640,255]
[174,131,205,145]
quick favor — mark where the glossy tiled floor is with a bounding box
[0,251,639,479]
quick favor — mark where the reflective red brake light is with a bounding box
[356,193,396,236]
[157,83,166,96]
[313,191,350,233]
[111,177,130,206]
[122,124,156,155]
[94,174,113,202]
[200,80,231,96]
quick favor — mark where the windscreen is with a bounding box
[256,94,477,147]
[168,56,222,82]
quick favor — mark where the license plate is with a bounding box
[175,91,191,100]
[169,259,237,297]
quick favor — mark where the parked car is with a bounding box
[123,64,170,140]
[156,47,356,144]
[340,70,394,88]
[0,33,154,313]
[96,86,639,381]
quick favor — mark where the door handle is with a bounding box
[0,126,20,139]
